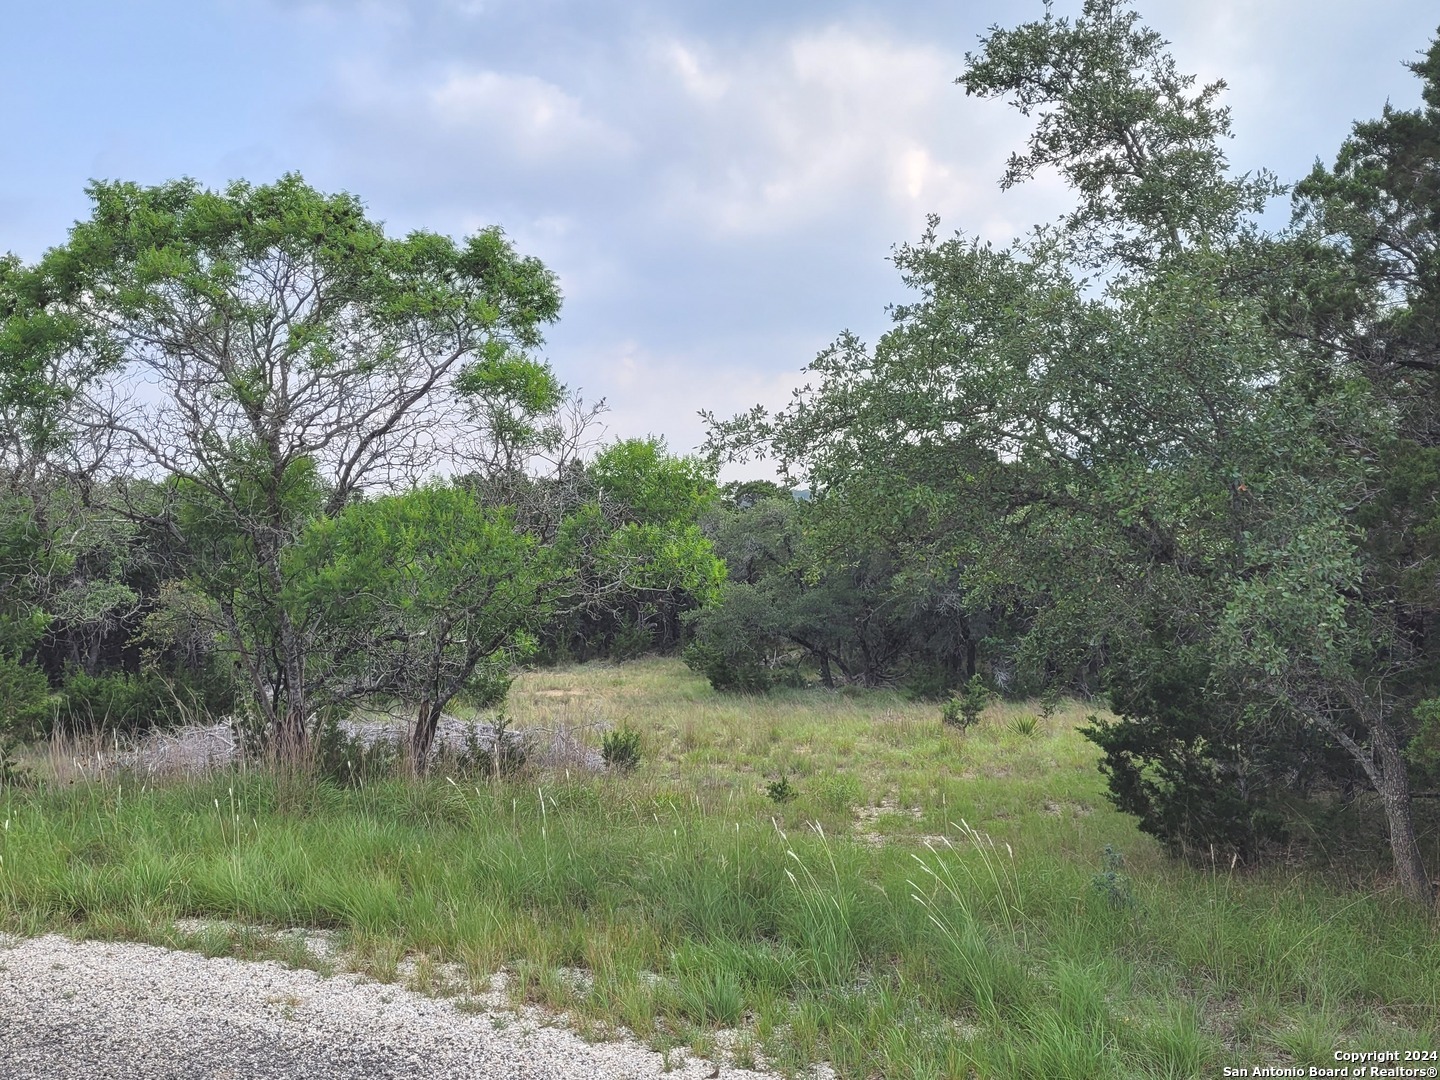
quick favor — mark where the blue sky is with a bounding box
[5,1,1437,475]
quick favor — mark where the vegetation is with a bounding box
[3,661,1436,1077]
[4,1,1440,1074]
[708,2,1440,905]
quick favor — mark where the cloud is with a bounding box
[572,339,814,475]
[645,28,1009,238]
[428,70,631,162]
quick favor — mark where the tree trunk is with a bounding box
[1372,717,1433,906]
[411,697,439,775]
[1300,692,1433,907]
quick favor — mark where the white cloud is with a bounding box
[567,339,812,471]
[663,41,729,102]
[645,27,1023,238]
[428,70,630,162]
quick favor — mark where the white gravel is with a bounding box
[0,934,796,1080]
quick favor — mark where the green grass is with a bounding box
[3,657,1437,1078]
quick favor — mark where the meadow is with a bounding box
[2,658,1437,1079]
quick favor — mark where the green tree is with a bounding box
[35,175,560,755]
[548,438,725,659]
[290,484,554,770]
[710,1,1439,902]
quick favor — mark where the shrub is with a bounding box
[313,715,400,787]
[53,666,237,737]
[766,776,797,803]
[1090,845,1135,909]
[434,714,528,779]
[0,730,32,789]
[609,618,654,662]
[601,725,643,771]
[682,641,774,695]
[0,654,51,742]
[942,675,992,730]
[1081,644,1312,864]
[1008,714,1040,738]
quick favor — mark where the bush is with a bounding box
[1090,845,1135,909]
[53,666,236,736]
[682,641,774,694]
[313,715,400,787]
[1081,645,1316,864]
[766,776,797,803]
[942,675,992,730]
[433,714,528,779]
[601,725,643,771]
[0,654,51,742]
[609,618,654,662]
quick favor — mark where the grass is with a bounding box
[2,657,1438,1078]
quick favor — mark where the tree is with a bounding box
[710,0,1440,902]
[290,484,554,771]
[36,175,561,755]
[691,492,992,693]
[547,438,725,659]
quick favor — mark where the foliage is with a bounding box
[1008,715,1040,738]
[706,0,1440,903]
[312,716,401,788]
[0,653,51,742]
[27,174,562,755]
[766,776,797,803]
[1089,846,1136,910]
[289,484,552,768]
[52,668,236,738]
[548,439,726,661]
[692,492,990,693]
[1080,645,1303,863]
[600,725,643,771]
[943,676,993,731]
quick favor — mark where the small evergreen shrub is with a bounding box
[0,654,51,742]
[943,675,992,729]
[54,667,237,737]
[682,641,774,694]
[601,725,643,771]
[314,716,400,787]
[434,713,528,779]
[766,776,797,803]
[610,618,654,662]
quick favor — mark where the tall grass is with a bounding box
[2,658,1437,1078]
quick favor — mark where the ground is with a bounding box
[2,658,1437,1079]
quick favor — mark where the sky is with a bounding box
[4,1,1437,478]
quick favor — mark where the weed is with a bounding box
[1090,844,1135,909]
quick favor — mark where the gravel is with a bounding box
[89,715,604,778]
[0,934,794,1079]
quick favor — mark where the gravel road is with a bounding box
[0,934,787,1079]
